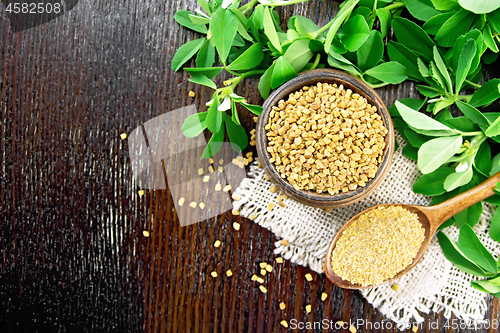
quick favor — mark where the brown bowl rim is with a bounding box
[256,69,395,208]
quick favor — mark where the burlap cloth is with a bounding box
[233,132,500,328]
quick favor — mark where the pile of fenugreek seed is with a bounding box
[265,82,388,195]
[330,205,425,287]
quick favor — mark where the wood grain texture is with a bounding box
[0,0,498,332]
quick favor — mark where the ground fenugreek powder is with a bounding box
[330,205,425,287]
[265,82,388,195]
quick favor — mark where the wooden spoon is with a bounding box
[325,172,500,289]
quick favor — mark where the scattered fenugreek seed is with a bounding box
[321,293,328,301]
[197,168,204,175]
[189,202,197,208]
[280,320,288,328]
[392,284,400,292]
[266,265,272,272]
[211,271,218,278]
[282,194,289,200]
[142,230,150,237]
[257,277,264,284]
[226,270,233,277]
[279,302,286,310]
[279,201,286,208]
[219,158,224,165]
[214,240,221,248]
[249,214,258,220]
[120,133,127,140]
[268,203,274,211]
[209,158,214,163]
[349,325,357,333]
[208,166,214,173]
[305,273,313,281]
[199,202,205,209]
[232,193,242,200]
[269,185,278,193]
[412,325,418,332]
[178,197,185,206]
[218,166,224,173]
[276,257,283,264]
[305,304,311,313]
[203,175,210,182]
[281,239,289,246]
[251,275,258,281]
[223,185,232,192]
[138,190,145,196]
[215,184,222,191]
[259,285,267,293]
[260,262,268,269]
[232,210,240,215]
[260,269,266,276]
[188,90,196,97]
[233,222,240,230]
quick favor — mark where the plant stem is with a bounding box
[308,53,321,70]
[457,131,484,136]
[269,0,309,7]
[368,81,389,89]
[456,94,472,101]
[383,2,404,11]
[240,0,259,15]
[464,79,482,88]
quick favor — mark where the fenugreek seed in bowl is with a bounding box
[256,69,394,208]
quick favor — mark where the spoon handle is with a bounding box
[428,171,500,231]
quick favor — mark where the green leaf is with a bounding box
[375,8,391,38]
[402,144,419,161]
[338,15,370,52]
[474,142,492,177]
[189,74,217,89]
[206,95,222,134]
[485,115,500,137]
[175,10,208,34]
[488,9,500,34]
[258,63,275,99]
[423,12,454,35]
[437,232,489,277]
[443,117,479,132]
[182,112,208,138]
[197,0,212,15]
[230,99,240,125]
[392,17,435,62]
[395,101,457,136]
[417,85,440,97]
[389,98,426,117]
[444,165,473,191]
[290,16,320,37]
[469,79,500,107]
[364,61,407,84]
[356,30,383,73]
[472,280,500,294]
[327,53,362,76]
[433,46,453,93]
[417,58,430,77]
[324,0,358,52]
[413,167,455,196]
[263,7,282,53]
[189,14,210,25]
[195,41,216,68]
[458,225,498,273]
[491,153,500,176]
[171,38,206,71]
[418,135,463,174]
[240,101,263,116]
[387,41,425,82]
[459,0,500,14]
[490,208,500,242]
[455,100,491,127]
[452,30,483,75]
[484,24,499,52]
[271,57,297,89]
[434,9,475,47]
[184,67,223,79]
[455,39,477,92]
[404,128,432,148]
[431,0,461,11]
[284,39,313,73]
[406,0,443,21]
[201,121,226,159]
[222,113,247,152]
[227,43,264,71]
[210,8,239,64]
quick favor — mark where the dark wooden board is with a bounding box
[0,0,498,332]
